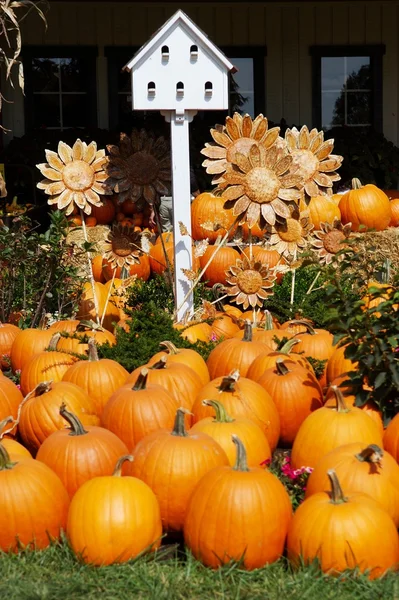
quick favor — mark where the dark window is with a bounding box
[22,47,98,132]
[311,45,385,132]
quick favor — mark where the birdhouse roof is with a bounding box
[124,9,235,73]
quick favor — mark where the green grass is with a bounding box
[0,540,397,600]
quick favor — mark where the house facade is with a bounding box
[2,0,399,145]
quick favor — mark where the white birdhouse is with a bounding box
[124,11,234,323]
[124,10,235,112]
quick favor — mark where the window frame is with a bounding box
[310,44,385,132]
[22,45,98,132]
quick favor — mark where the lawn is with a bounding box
[0,541,397,600]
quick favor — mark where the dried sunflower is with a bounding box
[225,256,276,309]
[106,129,171,205]
[285,125,342,198]
[219,143,303,228]
[311,218,352,264]
[37,139,111,216]
[103,224,151,269]
[201,113,280,185]
[269,211,314,257]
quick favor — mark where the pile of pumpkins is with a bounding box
[0,312,398,577]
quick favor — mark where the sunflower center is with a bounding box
[323,230,346,254]
[236,269,263,294]
[276,218,303,242]
[111,235,134,257]
[244,167,280,204]
[62,161,95,191]
[226,138,257,163]
[126,152,160,185]
[290,149,319,182]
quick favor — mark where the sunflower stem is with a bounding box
[80,209,100,326]
[327,469,348,504]
[290,249,297,307]
[305,270,322,296]
[59,402,88,436]
[113,455,133,476]
[232,435,250,472]
[203,399,234,423]
[100,266,117,328]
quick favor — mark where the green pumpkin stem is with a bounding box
[280,338,300,354]
[351,177,362,190]
[59,403,88,436]
[171,407,189,437]
[151,356,168,370]
[160,341,179,355]
[264,310,274,331]
[327,469,348,504]
[290,320,315,335]
[0,443,16,471]
[232,435,250,472]
[47,333,61,351]
[203,399,234,423]
[87,338,99,362]
[132,369,149,391]
[355,444,384,466]
[218,370,240,392]
[113,454,133,476]
[275,358,291,376]
[330,385,349,412]
[242,321,253,342]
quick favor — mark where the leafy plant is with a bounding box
[266,451,312,510]
[323,250,399,423]
[0,211,85,326]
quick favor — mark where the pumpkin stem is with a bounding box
[232,434,250,472]
[203,399,234,423]
[355,444,384,467]
[218,369,240,392]
[330,385,349,412]
[327,469,348,504]
[171,407,190,437]
[87,338,99,362]
[290,320,315,335]
[38,312,50,330]
[59,403,88,436]
[113,454,133,476]
[263,310,274,331]
[31,381,53,397]
[242,321,253,342]
[132,369,149,391]
[47,333,61,351]
[280,338,300,354]
[351,177,363,190]
[151,356,168,370]
[0,416,14,440]
[275,358,292,376]
[160,341,179,355]
[0,443,16,470]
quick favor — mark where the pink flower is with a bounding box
[16,384,21,390]
[260,457,271,467]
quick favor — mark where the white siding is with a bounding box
[3,1,399,144]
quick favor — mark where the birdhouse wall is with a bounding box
[131,24,229,111]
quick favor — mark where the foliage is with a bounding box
[323,250,399,423]
[266,451,312,511]
[305,356,327,380]
[98,301,216,371]
[0,211,85,326]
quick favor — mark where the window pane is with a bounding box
[62,94,89,127]
[32,94,61,128]
[347,91,371,125]
[322,91,344,129]
[321,57,345,91]
[60,58,88,92]
[32,58,60,92]
[346,58,371,90]
[229,58,254,116]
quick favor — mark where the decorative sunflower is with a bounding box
[219,143,303,228]
[311,219,352,264]
[225,256,276,309]
[103,224,151,269]
[268,211,314,257]
[37,139,111,216]
[106,129,171,205]
[201,113,281,185]
[285,126,343,198]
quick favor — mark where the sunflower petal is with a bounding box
[298,126,310,149]
[233,152,251,173]
[92,157,108,172]
[313,172,333,188]
[312,240,324,249]
[278,188,302,201]
[246,202,261,228]
[143,184,156,204]
[94,171,109,183]
[262,127,280,149]
[92,181,113,195]
[114,178,131,193]
[305,180,319,197]
[309,132,324,153]
[264,146,278,169]
[225,116,241,141]
[272,198,291,219]
[85,188,102,206]
[57,189,74,210]
[328,172,341,182]
[233,195,251,216]
[37,179,52,191]
[211,129,231,148]
[261,203,276,226]
[315,139,335,161]
[251,115,268,141]
[46,181,66,195]
[285,129,298,152]
[222,185,245,201]
[201,144,227,159]
[224,171,245,185]
[44,150,64,172]
[36,164,62,181]
[84,141,98,164]
[318,157,342,172]
[249,144,261,168]
[241,114,253,138]
[58,141,73,164]
[280,174,303,189]
[275,155,292,176]
[205,159,228,175]
[72,139,84,160]
[154,180,170,195]
[309,128,318,141]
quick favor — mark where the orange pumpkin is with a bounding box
[91,197,116,225]
[92,255,106,283]
[147,341,209,386]
[67,455,162,565]
[0,417,31,458]
[0,377,23,431]
[10,321,54,373]
[0,323,19,370]
[308,195,341,229]
[291,321,334,387]
[49,319,80,334]
[184,435,292,570]
[178,321,212,343]
[126,408,229,532]
[384,413,399,463]
[339,178,391,232]
[191,192,237,242]
[247,338,314,381]
[241,246,286,283]
[326,344,358,383]
[102,255,151,281]
[210,312,240,341]
[199,244,240,287]
[77,282,120,333]
[389,198,399,226]
[287,469,399,579]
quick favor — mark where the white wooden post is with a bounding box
[163,109,197,321]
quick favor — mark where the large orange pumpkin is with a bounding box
[287,469,399,579]
[389,198,399,227]
[0,323,19,369]
[92,255,106,283]
[191,192,237,242]
[0,442,70,551]
[36,404,129,498]
[67,455,162,565]
[147,341,210,386]
[241,246,286,283]
[102,254,151,281]
[0,377,24,427]
[10,323,54,373]
[308,195,341,229]
[383,413,399,463]
[292,321,334,387]
[326,344,358,383]
[126,408,229,532]
[91,197,116,224]
[199,244,240,287]
[247,338,313,382]
[49,319,80,334]
[0,417,31,458]
[339,178,391,232]
[184,435,292,570]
